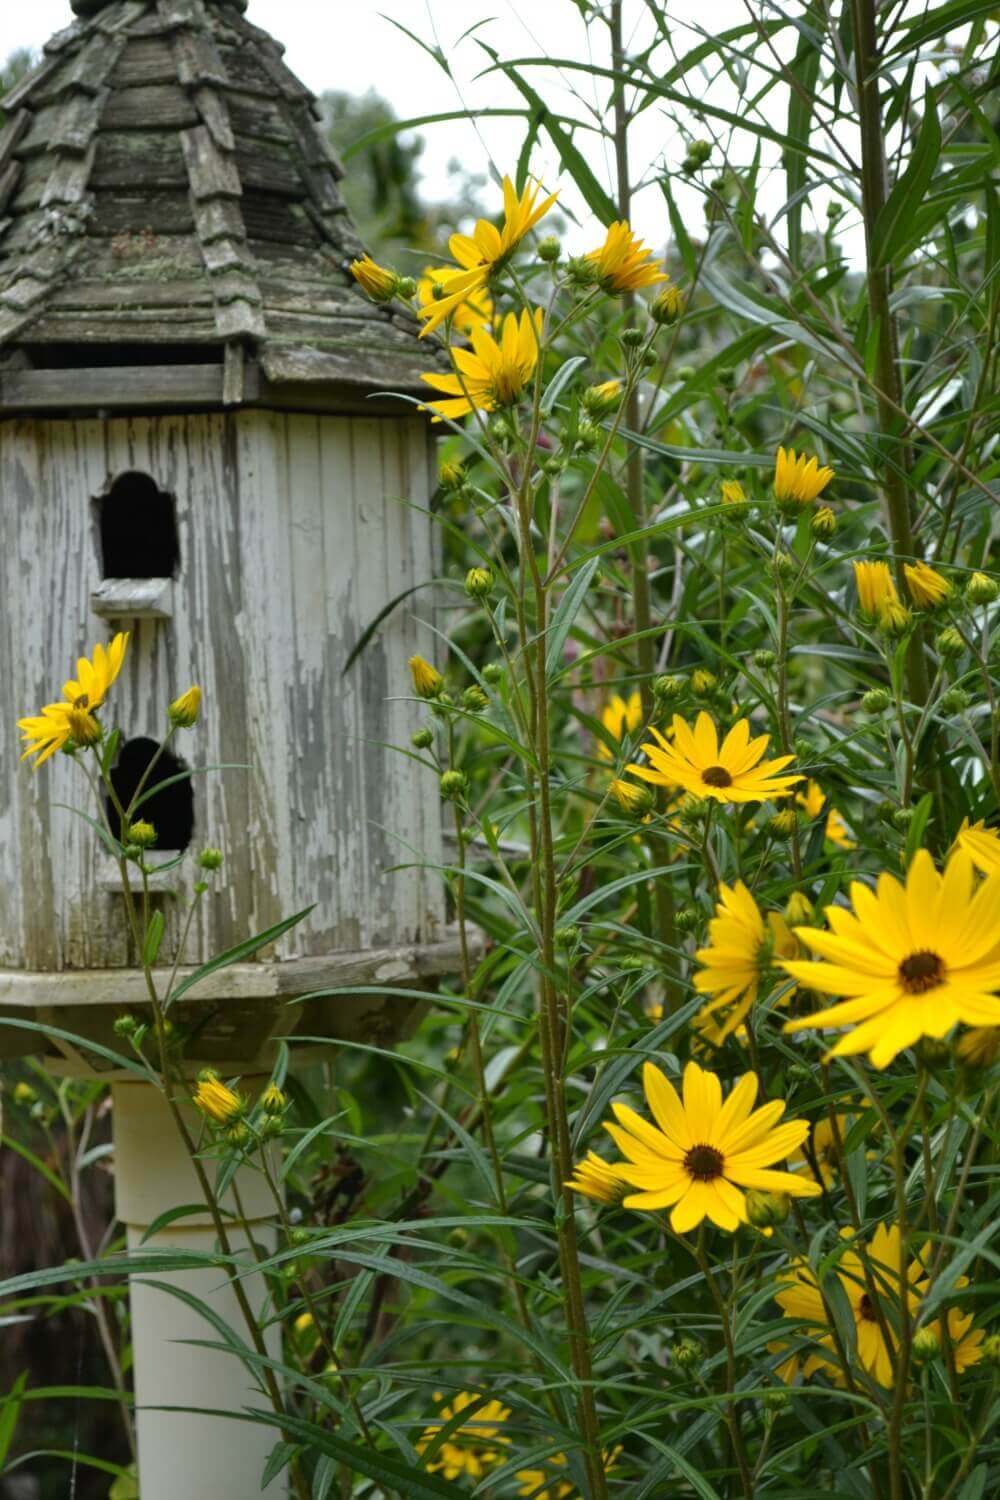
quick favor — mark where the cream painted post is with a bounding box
[112,1082,286,1500]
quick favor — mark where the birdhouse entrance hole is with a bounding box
[99,472,179,580]
[107,738,194,852]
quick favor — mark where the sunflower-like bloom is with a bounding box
[408,655,443,698]
[796,780,855,849]
[420,308,543,422]
[18,703,99,766]
[417,1391,511,1481]
[788,1113,853,1187]
[782,849,1000,1068]
[585,220,669,293]
[417,176,557,336]
[565,1151,626,1205]
[773,447,834,506]
[952,818,1000,876]
[349,254,399,302]
[628,712,802,805]
[693,882,798,1042]
[853,560,898,619]
[776,1223,923,1387]
[418,266,493,337]
[603,1060,821,1233]
[193,1076,243,1125]
[598,689,643,759]
[516,1446,621,1498]
[904,560,950,609]
[609,778,654,817]
[60,631,129,713]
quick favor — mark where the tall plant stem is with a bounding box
[610,0,677,973]
[694,1231,754,1499]
[850,0,931,714]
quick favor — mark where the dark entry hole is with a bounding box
[99,472,179,579]
[107,738,194,851]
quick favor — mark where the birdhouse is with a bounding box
[0,2,454,1493]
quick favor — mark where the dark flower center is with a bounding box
[859,1294,879,1323]
[701,765,733,789]
[684,1143,725,1182]
[73,693,90,709]
[898,950,945,994]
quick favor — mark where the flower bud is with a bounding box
[862,688,891,714]
[753,649,777,671]
[439,460,466,490]
[880,600,912,637]
[465,566,493,600]
[916,1036,952,1072]
[967,571,999,606]
[893,806,916,829]
[542,455,565,477]
[576,419,603,452]
[566,254,599,287]
[675,906,701,934]
[619,954,645,972]
[936,626,964,658]
[745,1190,791,1228]
[679,792,706,824]
[766,809,799,840]
[811,506,836,538]
[439,769,468,801]
[774,550,795,576]
[13,1081,37,1106]
[169,685,201,728]
[675,364,696,380]
[911,1326,940,1365]
[651,285,684,325]
[720,480,747,507]
[127,820,157,849]
[982,1333,1000,1366]
[448,1226,470,1248]
[939,687,969,714]
[610,778,654,817]
[430,691,454,718]
[582,380,622,417]
[620,328,645,349]
[260,1082,288,1116]
[762,1387,790,1413]
[396,276,418,299]
[349,255,401,303]
[225,1120,253,1149]
[654,674,683,700]
[198,846,224,871]
[689,139,712,163]
[691,668,717,697]
[537,234,561,263]
[555,924,580,947]
[462,686,489,713]
[482,663,503,685]
[411,727,434,750]
[113,1014,139,1038]
[785,892,813,926]
[409,655,444,698]
[672,1338,703,1372]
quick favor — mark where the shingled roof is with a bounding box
[0,0,432,397]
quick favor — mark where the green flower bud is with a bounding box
[752,649,777,671]
[766,809,799,840]
[542,455,566,477]
[482,663,503,685]
[936,626,964,658]
[774,549,795,576]
[465,567,493,600]
[675,906,701,934]
[690,139,712,163]
[672,1338,703,1372]
[654,674,683,700]
[259,1114,285,1141]
[439,460,466,490]
[811,506,836,539]
[127,820,157,849]
[576,419,603,452]
[762,1387,791,1413]
[916,1036,952,1072]
[893,806,916,829]
[620,328,645,349]
[198,846,224,871]
[651,285,684,325]
[113,1014,139,1038]
[396,276,418,299]
[555,924,580,947]
[439,769,468,801]
[582,380,623,417]
[982,1333,1000,1366]
[675,364,696,381]
[537,234,561,263]
[939,687,970,714]
[411,727,434,750]
[911,1326,940,1365]
[966,572,999,606]
[745,1190,791,1229]
[862,688,892,714]
[462,686,489,713]
[566,255,599,287]
[447,1226,470,1248]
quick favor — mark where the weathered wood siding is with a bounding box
[0,412,444,973]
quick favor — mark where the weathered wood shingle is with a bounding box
[0,0,436,394]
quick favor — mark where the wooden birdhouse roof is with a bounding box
[0,0,434,406]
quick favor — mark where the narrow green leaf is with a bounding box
[873,86,941,269]
[546,557,600,678]
[142,909,165,968]
[0,1371,28,1467]
[167,906,314,1006]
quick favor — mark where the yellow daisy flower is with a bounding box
[904,560,950,609]
[18,703,99,767]
[418,266,493,337]
[774,447,834,506]
[782,849,1000,1068]
[418,175,557,336]
[62,631,129,712]
[585,220,669,293]
[565,1151,626,1206]
[796,780,855,849]
[952,818,1000,876]
[693,882,798,1042]
[417,1391,511,1481]
[776,1223,922,1387]
[602,1060,821,1234]
[420,307,543,422]
[169,685,201,728]
[853,560,898,618]
[349,254,398,302]
[628,712,802,805]
[516,1446,621,1498]
[598,689,643,759]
